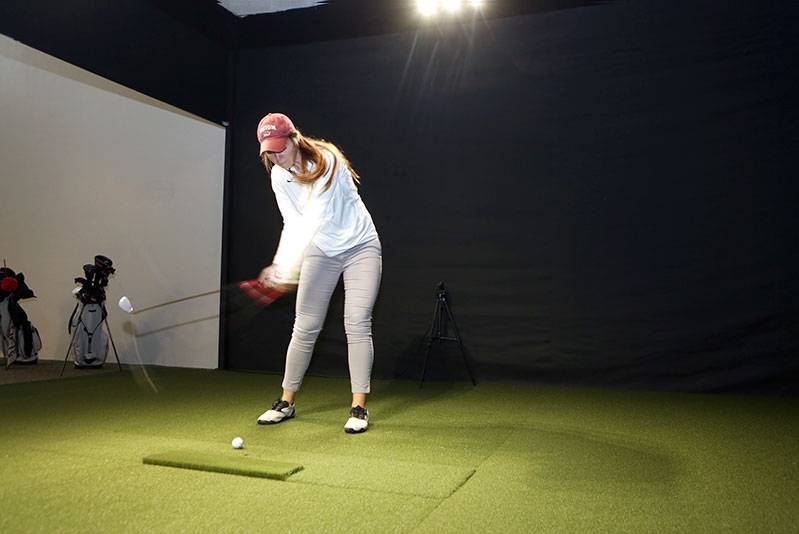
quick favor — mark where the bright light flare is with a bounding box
[417,0,437,15]
[443,0,461,12]
[417,0,483,16]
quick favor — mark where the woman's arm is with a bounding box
[269,153,340,284]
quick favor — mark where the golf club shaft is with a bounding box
[131,288,221,314]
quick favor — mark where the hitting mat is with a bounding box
[143,450,304,480]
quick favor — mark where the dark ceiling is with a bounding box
[151,0,609,48]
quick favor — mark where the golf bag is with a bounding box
[1,266,42,367]
[68,255,115,368]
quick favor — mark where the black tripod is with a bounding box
[420,282,476,388]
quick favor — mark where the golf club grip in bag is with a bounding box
[68,302,108,368]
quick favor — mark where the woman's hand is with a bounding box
[258,265,278,288]
[257,264,298,293]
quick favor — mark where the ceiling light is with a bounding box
[442,0,461,12]
[417,0,438,16]
[217,0,328,17]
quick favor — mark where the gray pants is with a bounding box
[282,238,382,394]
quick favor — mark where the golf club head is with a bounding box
[238,280,286,307]
[118,295,134,314]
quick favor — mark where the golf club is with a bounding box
[118,280,287,316]
[119,289,219,315]
[116,295,159,392]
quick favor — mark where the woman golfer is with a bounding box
[255,112,382,433]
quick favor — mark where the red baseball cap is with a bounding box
[257,113,296,155]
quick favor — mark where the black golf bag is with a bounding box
[68,255,115,368]
[1,266,42,368]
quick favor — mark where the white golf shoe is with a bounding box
[257,399,295,425]
[344,406,369,433]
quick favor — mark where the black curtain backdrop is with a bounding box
[222,0,798,395]
[0,0,230,125]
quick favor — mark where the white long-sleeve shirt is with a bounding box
[269,151,378,284]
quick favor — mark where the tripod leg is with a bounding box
[420,301,442,388]
[60,317,81,377]
[416,321,433,355]
[456,337,477,386]
[103,316,123,372]
[442,300,477,386]
[420,338,433,389]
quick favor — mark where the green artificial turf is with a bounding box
[1,366,798,533]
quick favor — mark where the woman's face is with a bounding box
[266,138,298,170]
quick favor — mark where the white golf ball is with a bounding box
[231,437,244,449]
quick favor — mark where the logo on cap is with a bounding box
[260,124,277,138]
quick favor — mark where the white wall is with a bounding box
[0,33,226,369]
